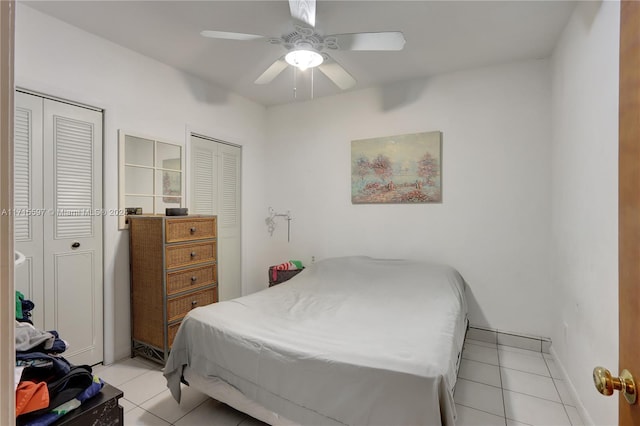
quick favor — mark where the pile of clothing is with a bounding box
[268,260,305,285]
[15,292,104,426]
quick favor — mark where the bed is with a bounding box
[164,256,468,425]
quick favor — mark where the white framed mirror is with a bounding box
[118,131,184,229]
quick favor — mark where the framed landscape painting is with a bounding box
[351,131,442,204]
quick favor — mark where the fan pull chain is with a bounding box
[293,67,297,99]
[311,68,314,100]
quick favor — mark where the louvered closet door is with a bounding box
[190,135,242,301]
[14,92,44,329]
[43,99,103,366]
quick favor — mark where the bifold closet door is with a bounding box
[43,98,103,366]
[14,92,103,366]
[14,92,44,328]
[190,135,241,301]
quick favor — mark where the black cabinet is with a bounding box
[51,383,124,426]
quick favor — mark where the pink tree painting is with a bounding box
[351,131,442,204]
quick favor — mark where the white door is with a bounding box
[190,135,241,301]
[14,92,44,328]
[14,92,103,366]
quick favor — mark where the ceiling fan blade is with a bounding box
[318,57,356,90]
[200,30,264,41]
[328,32,406,51]
[255,58,289,85]
[289,0,316,27]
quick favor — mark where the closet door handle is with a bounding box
[71,241,80,249]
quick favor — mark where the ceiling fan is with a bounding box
[201,0,406,90]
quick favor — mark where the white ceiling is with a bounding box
[22,0,576,106]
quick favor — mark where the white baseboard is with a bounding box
[468,325,552,353]
[549,346,595,426]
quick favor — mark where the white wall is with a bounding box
[15,10,621,420]
[265,59,555,338]
[15,4,271,362]
[550,2,620,425]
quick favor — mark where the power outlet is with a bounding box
[563,321,569,344]
[311,255,315,263]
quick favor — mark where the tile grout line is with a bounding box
[498,364,553,379]
[455,402,508,421]
[457,377,503,391]
[172,397,211,425]
[465,342,554,375]
[480,338,571,424]
[96,362,160,388]
[462,340,566,407]
[134,405,172,425]
[469,326,551,353]
[496,346,508,426]
[146,389,215,424]
[543,356,575,426]
[469,326,548,343]
[100,360,211,425]
[460,354,499,368]
[466,340,546,358]
[551,378,577,408]
[461,354,553,379]
[458,336,506,422]
[457,376,567,406]
[116,377,170,424]
[468,331,553,356]
[496,346,546,358]
[502,386,570,406]
[123,386,168,408]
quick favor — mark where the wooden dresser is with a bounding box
[129,215,218,364]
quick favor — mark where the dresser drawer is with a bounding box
[166,242,216,269]
[166,264,216,296]
[166,217,216,243]
[167,287,218,323]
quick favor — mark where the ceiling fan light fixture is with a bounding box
[285,49,323,71]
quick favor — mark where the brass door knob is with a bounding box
[593,366,637,404]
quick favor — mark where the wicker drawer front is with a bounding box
[166,264,216,296]
[166,242,216,269]
[166,218,216,243]
[168,322,181,348]
[167,287,218,323]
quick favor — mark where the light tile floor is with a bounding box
[92,338,584,425]
[455,339,584,426]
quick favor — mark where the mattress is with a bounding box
[164,256,468,425]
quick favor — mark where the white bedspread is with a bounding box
[164,256,468,426]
